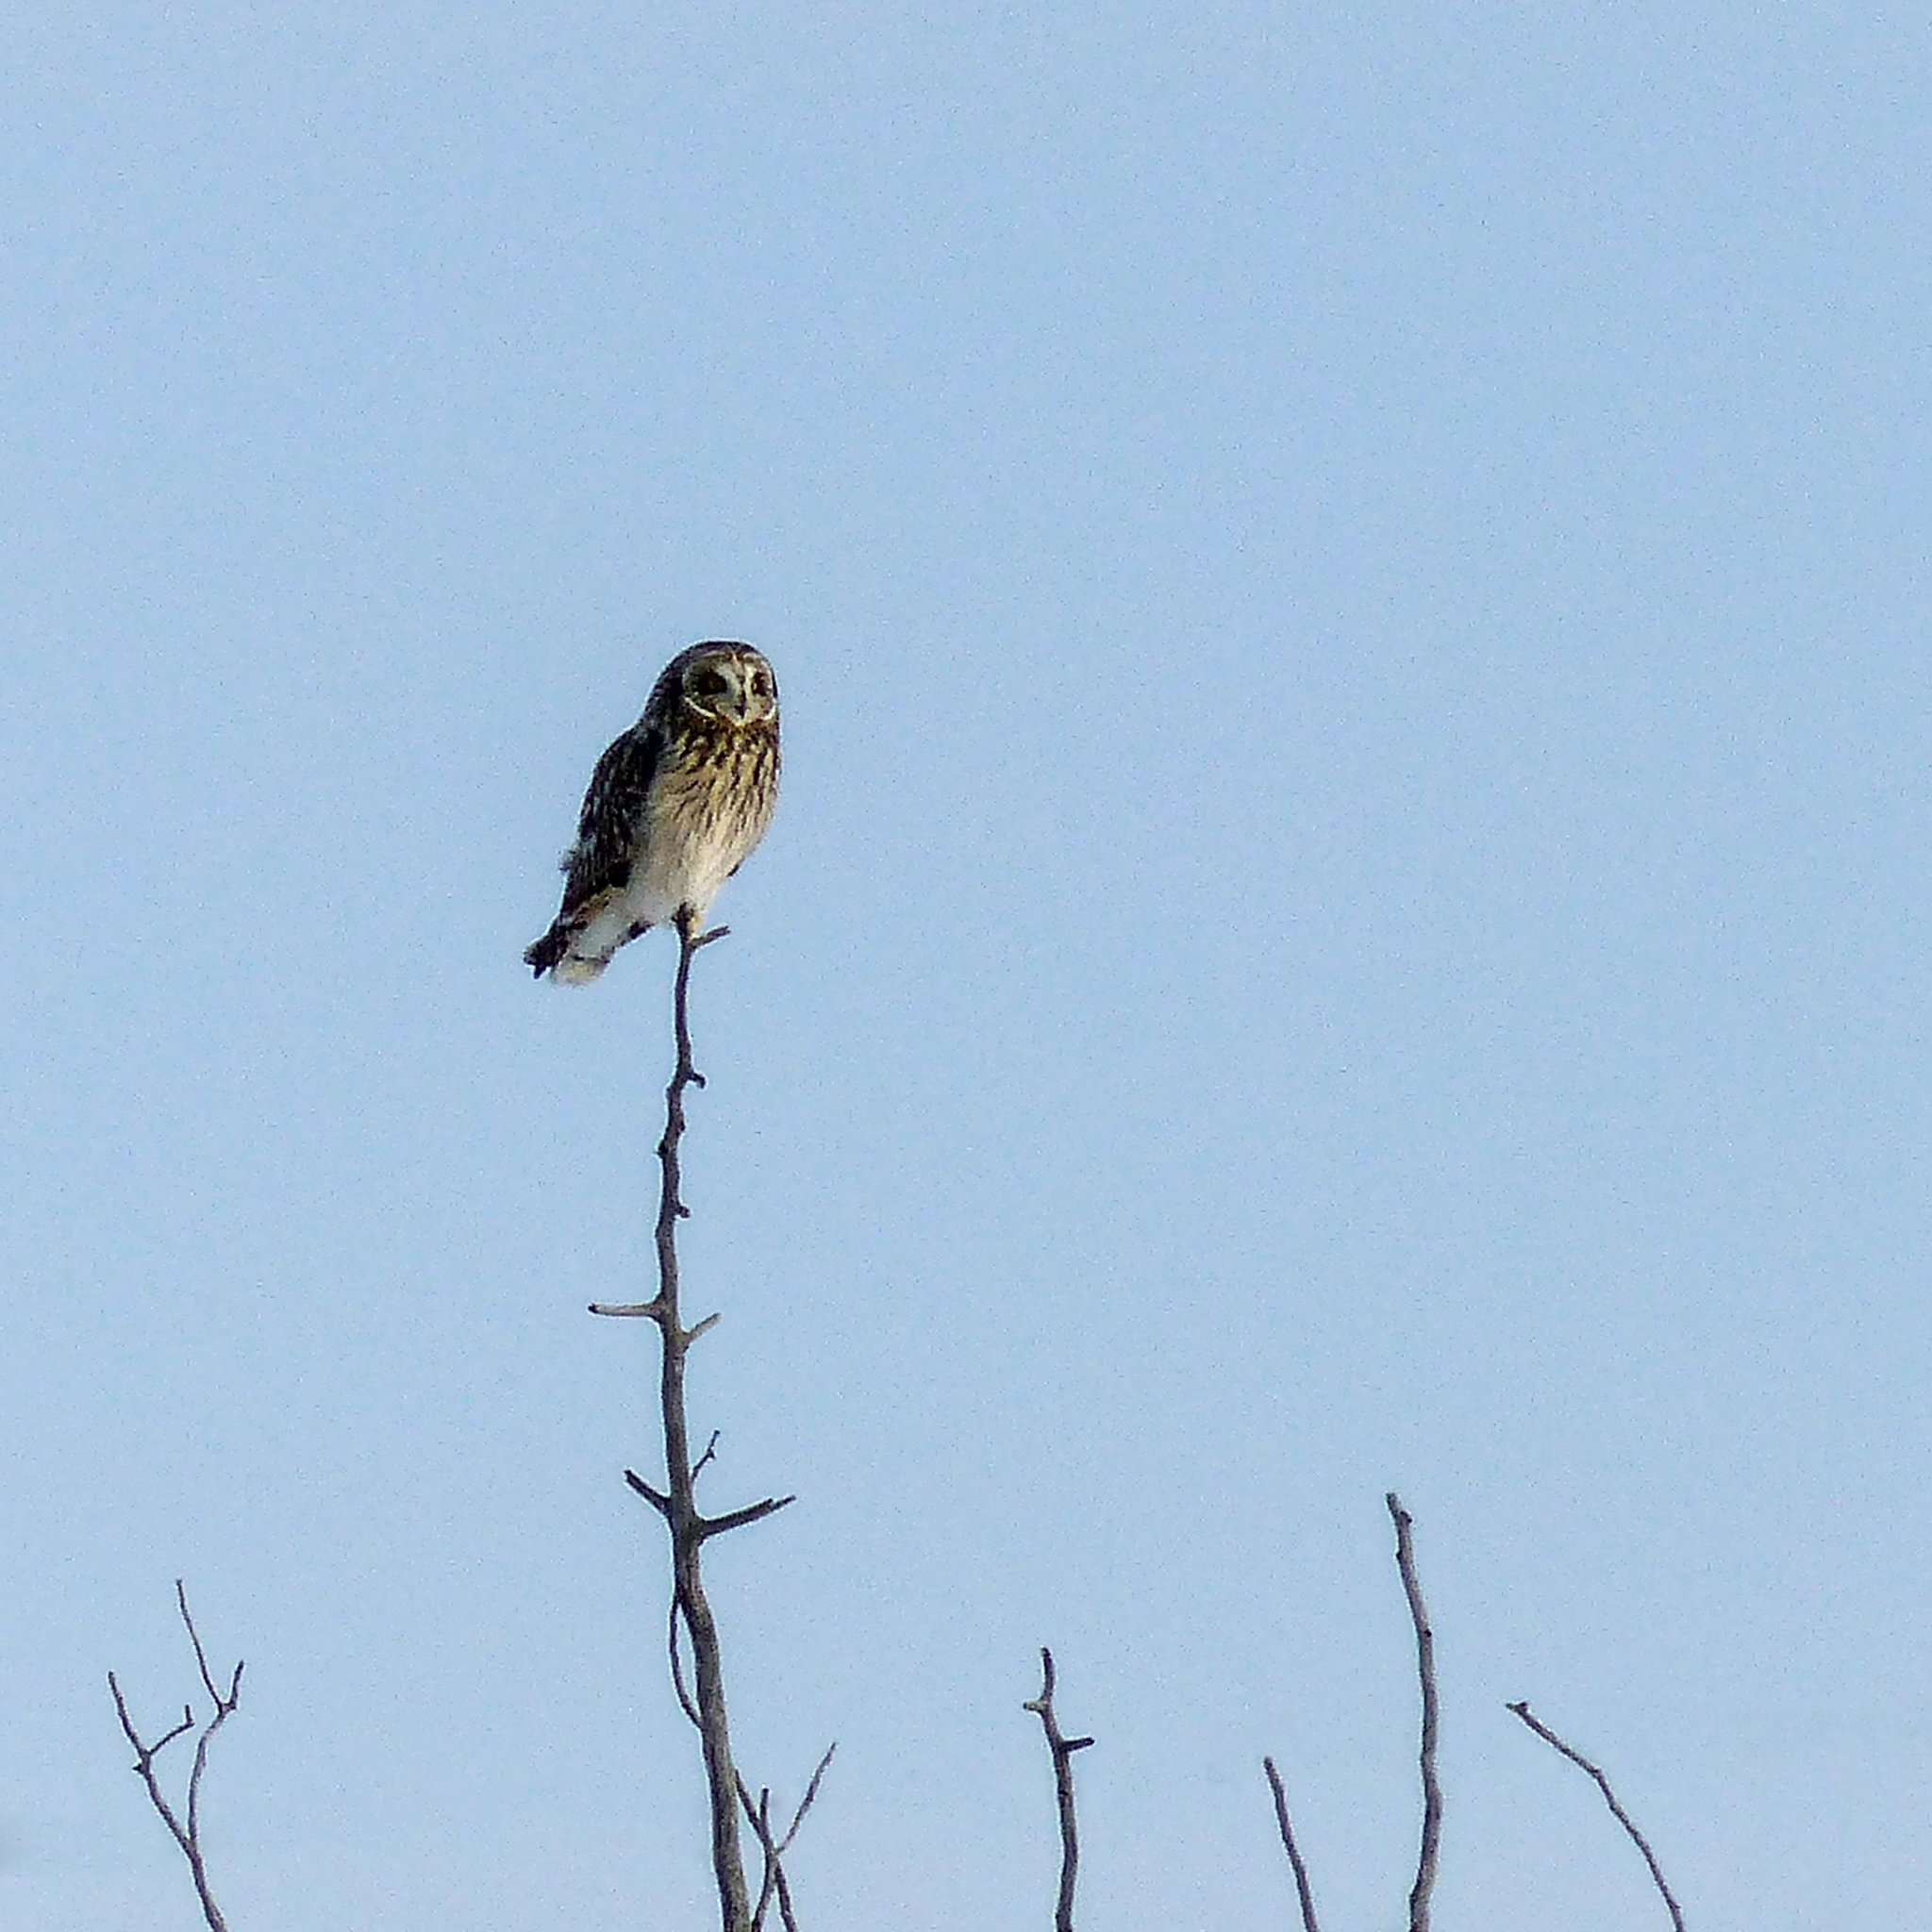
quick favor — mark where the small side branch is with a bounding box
[626,1470,674,1516]
[699,1494,797,1541]
[108,1583,242,1932]
[1262,1757,1323,1932]
[1387,1493,1441,1932]
[1507,1702,1686,1932]
[1024,1648,1094,1932]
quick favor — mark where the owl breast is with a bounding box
[601,721,778,950]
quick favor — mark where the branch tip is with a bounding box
[1263,1757,1324,1932]
[1388,1492,1441,1932]
[1507,1701,1685,1932]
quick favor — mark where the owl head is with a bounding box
[660,641,778,729]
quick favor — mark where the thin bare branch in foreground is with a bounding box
[1507,1701,1686,1932]
[108,1582,243,1932]
[1387,1493,1441,1932]
[589,913,798,1932]
[1262,1757,1323,1932]
[739,1743,838,1932]
[1024,1648,1095,1932]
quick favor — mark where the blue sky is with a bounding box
[4,4,1929,1927]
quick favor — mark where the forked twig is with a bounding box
[1507,1701,1686,1932]
[1024,1648,1095,1932]
[739,1743,838,1932]
[1262,1757,1323,1932]
[1387,1493,1441,1932]
[108,1582,243,1932]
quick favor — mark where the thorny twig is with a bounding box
[108,1582,242,1932]
[1388,1493,1441,1932]
[1507,1701,1686,1932]
[1262,1757,1323,1932]
[1024,1648,1095,1932]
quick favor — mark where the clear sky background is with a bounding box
[4,4,1928,1928]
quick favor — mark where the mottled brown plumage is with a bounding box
[525,642,780,984]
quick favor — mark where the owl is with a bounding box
[525,642,780,985]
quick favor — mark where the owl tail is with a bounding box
[524,919,615,984]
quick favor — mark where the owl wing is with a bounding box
[523,719,664,976]
[557,719,664,916]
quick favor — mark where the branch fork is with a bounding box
[108,1582,242,1932]
[1024,1647,1093,1932]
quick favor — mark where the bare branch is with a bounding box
[738,1745,836,1932]
[744,1782,781,1932]
[1024,1648,1094,1932]
[108,1585,242,1932]
[1262,1757,1323,1932]
[779,1743,838,1854]
[770,1839,801,1932]
[109,1679,195,1774]
[698,1495,796,1541]
[1507,1702,1686,1932]
[692,1430,723,1484]
[625,1470,674,1517]
[595,910,802,1932]
[663,1592,701,1729]
[1387,1493,1441,1932]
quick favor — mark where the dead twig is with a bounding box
[1024,1648,1095,1932]
[1262,1757,1323,1932]
[1387,1493,1441,1932]
[1507,1701,1686,1932]
[108,1582,243,1932]
[739,1743,838,1932]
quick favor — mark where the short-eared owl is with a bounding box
[524,642,780,984]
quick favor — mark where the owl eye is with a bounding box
[751,672,774,698]
[689,668,729,698]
